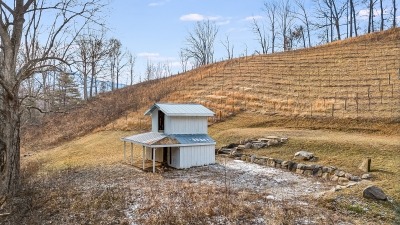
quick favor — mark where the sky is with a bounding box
[106,0,268,81]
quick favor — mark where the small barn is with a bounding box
[121,103,216,172]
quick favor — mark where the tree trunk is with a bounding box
[0,88,21,200]
[393,0,397,28]
[380,0,384,31]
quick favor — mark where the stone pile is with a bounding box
[236,154,371,185]
[217,136,288,155]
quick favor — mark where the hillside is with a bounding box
[22,28,400,150]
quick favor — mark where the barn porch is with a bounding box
[121,132,215,173]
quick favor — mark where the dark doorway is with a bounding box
[158,110,165,132]
[163,147,168,165]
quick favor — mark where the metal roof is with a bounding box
[171,134,215,145]
[144,103,215,117]
[121,132,215,147]
[121,132,166,145]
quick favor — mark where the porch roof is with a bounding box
[121,132,215,148]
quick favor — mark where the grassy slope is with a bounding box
[17,29,400,224]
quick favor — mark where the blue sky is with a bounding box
[107,0,267,80]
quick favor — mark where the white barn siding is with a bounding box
[169,147,180,168]
[165,116,208,134]
[151,110,158,132]
[176,145,215,169]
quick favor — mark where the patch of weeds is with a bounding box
[346,204,365,214]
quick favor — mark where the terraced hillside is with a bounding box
[165,28,400,120]
[23,28,400,149]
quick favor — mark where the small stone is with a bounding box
[338,177,349,185]
[345,173,352,179]
[250,155,256,163]
[331,175,339,182]
[280,137,288,143]
[361,174,372,179]
[240,155,247,161]
[322,173,329,179]
[294,151,314,160]
[309,156,319,162]
[350,176,361,182]
[335,170,346,177]
[245,142,253,149]
[288,162,297,171]
[363,186,387,200]
[237,145,246,150]
[346,182,358,188]
[296,169,304,174]
[266,195,275,200]
[281,161,289,169]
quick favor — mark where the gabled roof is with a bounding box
[144,103,215,117]
[121,132,215,147]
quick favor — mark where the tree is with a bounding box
[221,35,234,59]
[181,20,219,67]
[53,72,81,111]
[264,1,278,53]
[277,0,294,50]
[294,0,312,47]
[250,18,269,54]
[393,0,397,27]
[108,38,127,90]
[0,0,104,200]
[127,52,136,86]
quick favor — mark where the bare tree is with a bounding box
[294,0,312,47]
[264,1,278,53]
[250,18,269,54]
[181,20,219,67]
[108,38,127,90]
[277,0,294,51]
[0,0,105,199]
[349,0,358,37]
[393,0,397,27]
[179,50,189,73]
[221,35,234,59]
[127,52,136,86]
[314,0,346,41]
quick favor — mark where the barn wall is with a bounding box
[174,145,215,169]
[151,110,158,132]
[165,116,208,134]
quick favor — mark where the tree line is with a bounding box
[181,0,398,68]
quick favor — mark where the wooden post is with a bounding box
[142,146,145,170]
[130,143,133,165]
[123,141,126,161]
[152,148,156,173]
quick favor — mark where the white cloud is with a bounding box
[148,0,170,7]
[138,52,160,58]
[358,8,389,19]
[180,13,226,22]
[244,15,263,21]
[180,13,205,21]
[217,20,231,26]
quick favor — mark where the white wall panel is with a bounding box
[165,116,208,134]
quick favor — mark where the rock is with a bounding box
[288,162,297,171]
[322,172,329,179]
[281,161,289,169]
[331,175,339,182]
[297,163,307,170]
[363,186,387,200]
[296,169,304,174]
[280,137,288,143]
[349,176,361,182]
[244,142,252,149]
[346,182,358,188]
[338,177,349,185]
[252,142,266,149]
[359,158,371,172]
[294,151,314,160]
[266,195,275,200]
[361,173,372,179]
[268,139,280,146]
[304,170,313,176]
[226,143,237,148]
[313,167,322,176]
[309,156,319,162]
[237,145,246,150]
[335,170,346,177]
[250,155,257,163]
[345,173,352,179]
[240,155,247,161]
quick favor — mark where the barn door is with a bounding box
[158,110,165,132]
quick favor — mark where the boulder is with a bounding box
[338,177,349,185]
[294,151,314,160]
[363,186,387,201]
[237,145,246,150]
[250,155,257,163]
